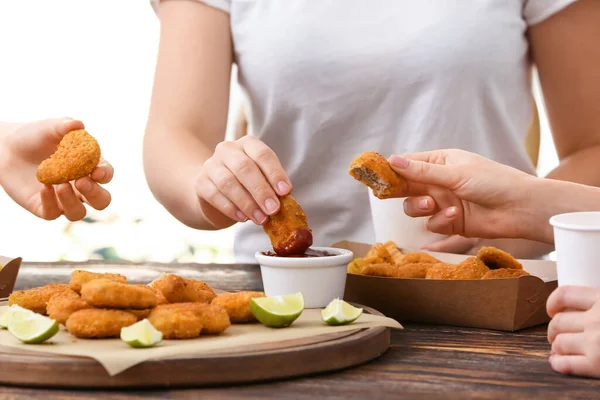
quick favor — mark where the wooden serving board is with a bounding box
[0,305,390,389]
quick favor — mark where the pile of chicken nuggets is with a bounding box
[8,270,265,340]
[347,241,530,280]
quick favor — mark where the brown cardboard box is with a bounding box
[335,241,557,331]
[0,256,22,298]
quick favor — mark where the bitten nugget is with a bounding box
[150,274,216,304]
[211,291,266,323]
[401,252,440,265]
[36,129,101,185]
[482,269,530,279]
[477,247,523,270]
[148,308,203,339]
[8,283,70,315]
[47,289,91,324]
[425,263,460,280]
[81,279,157,309]
[66,309,137,339]
[152,303,231,334]
[348,152,404,199]
[263,195,313,256]
[69,270,127,294]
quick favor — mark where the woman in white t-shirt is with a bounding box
[144,0,600,264]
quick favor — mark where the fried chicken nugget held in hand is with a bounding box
[152,303,230,334]
[81,279,157,309]
[263,195,313,256]
[211,291,266,323]
[477,247,523,270]
[69,270,127,294]
[482,269,530,279]
[36,129,101,185]
[8,283,70,315]
[349,152,404,199]
[148,306,204,339]
[149,274,216,304]
[47,289,91,324]
[66,309,137,339]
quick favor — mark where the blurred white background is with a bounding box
[0,1,558,263]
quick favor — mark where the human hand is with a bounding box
[547,286,600,378]
[0,118,113,221]
[387,149,546,243]
[194,136,292,227]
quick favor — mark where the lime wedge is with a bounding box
[120,319,163,348]
[7,307,59,344]
[1,305,40,329]
[321,298,363,326]
[250,293,304,328]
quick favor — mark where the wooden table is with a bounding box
[2,261,599,399]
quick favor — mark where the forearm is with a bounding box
[545,145,600,186]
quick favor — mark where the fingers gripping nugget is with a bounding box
[47,289,91,324]
[66,309,137,339]
[477,247,523,270]
[8,283,70,315]
[150,303,230,335]
[69,270,127,294]
[349,152,404,199]
[36,129,101,185]
[482,269,530,279]
[150,274,216,304]
[211,291,266,323]
[81,279,157,309]
[263,195,313,256]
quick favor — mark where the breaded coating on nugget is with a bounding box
[125,308,153,321]
[477,246,523,270]
[349,152,404,199]
[81,279,157,309]
[66,309,137,339]
[8,283,70,315]
[148,307,204,339]
[482,269,530,279]
[454,257,490,279]
[263,195,313,256]
[211,291,266,323]
[394,263,431,278]
[425,263,460,280]
[150,274,216,304]
[47,289,91,324]
[152,303,231,334]
[361,263,399,278]
[69,270,127,293]
[401,252,440,265]
[36,129,101,185]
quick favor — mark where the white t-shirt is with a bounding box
[151,0,579,264]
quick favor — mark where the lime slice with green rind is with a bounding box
[250,293,304,328]
[7,308,59,344]
[321,298,363,326]
[121,319,163,348]
[1,305,39,329]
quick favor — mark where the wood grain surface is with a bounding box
[1,261,600,399]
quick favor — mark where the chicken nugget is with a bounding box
[81,279,157,309]
[263,195,313,256]
[453,257,490,279]
[69,270,127,294]
[150,274,216,304]
[361,263,399,278]
[348,152,404,199]
[482,269,530,279]
[211,291,266,323]
[477,246,523,270]
[126,309,153,321]
[401,252,440,265]
[148,307,203,339]
[394,263,431,278]
[425,263,459,280]
[8,283,70,315]
[36,129,101,185]
[66,309,137,339]
[154,303,231,334]
[47,289,91,324]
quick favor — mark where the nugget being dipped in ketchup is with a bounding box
[263,195,313,256]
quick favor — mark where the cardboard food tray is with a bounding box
[0,256,22,298]
[335,241,557,332]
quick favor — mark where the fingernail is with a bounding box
[253,209,267,224]
[418,198,429,210]
[390,155,409,168]
[445,207,457,218]
[265,198,278,214]
[277,181,290,194]
[235,211,247,222]
[95,170,106,181]
[79,180,92,193]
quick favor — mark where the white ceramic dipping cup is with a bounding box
[369,192,447,250]
[549,212,600,287]
[255,247,354,308]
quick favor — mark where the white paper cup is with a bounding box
[255,247,353,308]
[369,192,447,250]
[549,212,600,287]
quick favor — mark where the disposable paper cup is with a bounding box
[255,247,353,308]
[549,212,600,287]
[369,192,447,250]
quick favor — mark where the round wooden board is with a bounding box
[0,306,390,389]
